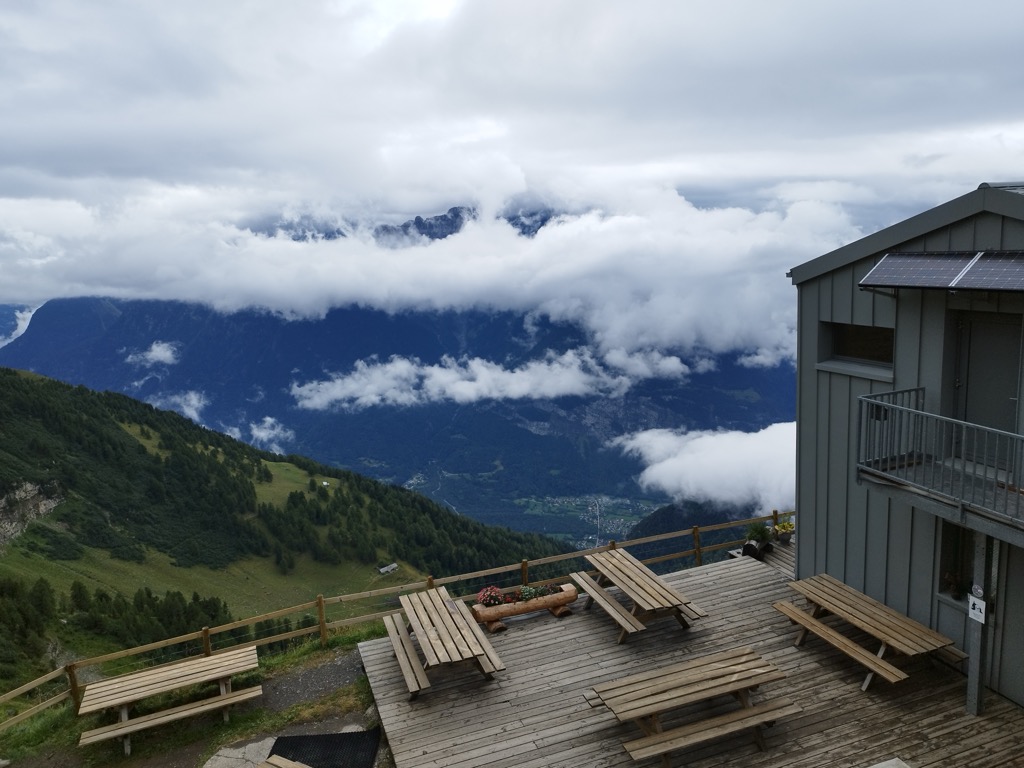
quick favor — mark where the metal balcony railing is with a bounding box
[857,388,1024,524]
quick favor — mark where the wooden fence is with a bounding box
[0,510,793,732]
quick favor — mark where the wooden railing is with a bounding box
[0,510,793,732]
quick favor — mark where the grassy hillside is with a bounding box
[0,366,568,620]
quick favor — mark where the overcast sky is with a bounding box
[3,0,1023,512]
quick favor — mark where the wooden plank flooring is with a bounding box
[359,550,1024,768]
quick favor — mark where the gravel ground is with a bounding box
[3,646,390,768]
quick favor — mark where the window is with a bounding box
[816,322,895,382]
[829,323,894,365]
[939,521,974,600]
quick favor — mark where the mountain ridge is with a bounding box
[0,297,795,537]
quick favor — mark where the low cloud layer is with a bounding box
[248,417,296,455]
[148,390,209,423]
[611,422,796,514]
[291,348,687,410]
[126,341,180,367]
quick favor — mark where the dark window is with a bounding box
[939,521,973,599]
[828,323,894,365]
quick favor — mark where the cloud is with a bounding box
[0,306,36,348]
[248,416,295,454]
[2,1,1024,375]
[149,390,208,422]
[611,422,796,514]
[126,340,180,367]
[290,347,672,410]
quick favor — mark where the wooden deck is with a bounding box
[359,546,1023,768]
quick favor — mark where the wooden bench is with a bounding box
[623,697,803,763]
[570,571,645,640]
[777,573,961,690]
[259,756,312,768]
[591,646,799,767]
[79,686,263,747]
[77,645,261,754]
[574,549,705,643]
[389,586,505,697]
[773,600,908,684]
[383,612,431,698]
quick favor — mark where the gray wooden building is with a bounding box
[789,182,1024,712]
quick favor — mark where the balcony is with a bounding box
[857,388,1024,532]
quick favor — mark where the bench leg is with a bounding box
[862,642,890,691]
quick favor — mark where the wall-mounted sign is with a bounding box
[969,596,987,624]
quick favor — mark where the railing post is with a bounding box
[520,559,529,585]
[609,540,617,550]
[772,509,779,528]
[66,663,81,708]
[692,525,702,566]
[427,575,435,589]
[317,594,328,648]
[202,627,212,656]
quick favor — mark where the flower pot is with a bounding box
[741,539,773,560]
[777,532,792,545]
[471,584,578,633]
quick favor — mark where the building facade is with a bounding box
[789,182,1024,710]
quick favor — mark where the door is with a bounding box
[993,543,1024,707]
[955,312,1022,466]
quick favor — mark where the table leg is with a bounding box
[119,704,131,756]
[794,603,824,646]
[637,713,662,736]
[219,676,232,722]
[735,687,767,750]
[672,607,691,630]
[862,642,890,691]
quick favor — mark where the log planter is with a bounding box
[471,584,578,633]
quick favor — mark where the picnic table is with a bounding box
[383,585,505,698]
[774,573,966,690]
[570,547,706,643]
[590,646,801,766]
[77,644,262,755]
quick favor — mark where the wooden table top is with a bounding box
[399,586,488,668]
[78,645,259,714]
[592,646,785,724]
[585,548,701,615]
[789,573,953,656]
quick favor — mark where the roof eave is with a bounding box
[788,186,1024,285]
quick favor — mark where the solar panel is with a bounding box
[859,251,1024,291]
[859,252,979,288]
[954,250,1024,291]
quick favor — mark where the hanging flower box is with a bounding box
[471,584,578,633]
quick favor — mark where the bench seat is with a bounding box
[570,571,645,643]
[79,686,263,746]
[623,697,802,762]
[773,600,908,685]
[383,613,430,699]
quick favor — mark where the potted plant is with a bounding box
[774,520,795,544]
[471,583,578,633]
[742,522,774,560]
